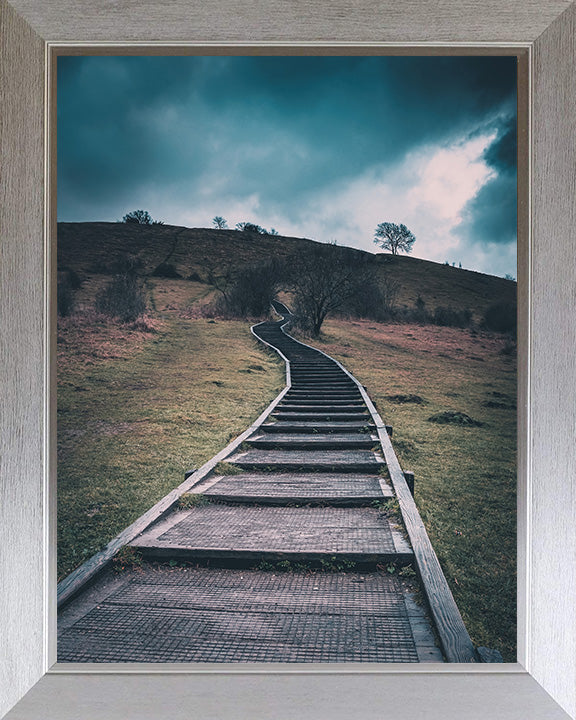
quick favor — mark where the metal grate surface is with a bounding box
[58,568,419,663]
[205,472,389,499]
[150,506,397,554]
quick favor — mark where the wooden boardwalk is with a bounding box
[57,301,479,664]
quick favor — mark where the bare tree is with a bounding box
[212,216,228,229]
[289,245,376,336]
[374,222,416,255]
[200,257,237,304]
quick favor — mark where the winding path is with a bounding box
[58,301,479,664]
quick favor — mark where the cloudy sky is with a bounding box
[57,55,517,277]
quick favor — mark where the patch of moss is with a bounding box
[177,493,209,509]
[214,461,243,475]
[427,411,483,427]
[385,394,427,405]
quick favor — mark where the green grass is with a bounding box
[57,303,284,581]
[177,493,209,509]
[306,317,517,661]
[214,461,243,475]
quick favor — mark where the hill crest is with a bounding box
[57,221,515,316]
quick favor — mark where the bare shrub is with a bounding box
[109,253,144,276]
[432,306,473,328]
[57,277,76,317]
[95,274,147,322]
[483,301,517,334]
[151,262,182,278]
[212,258,285,318]
[57,267,84,317]
[235,221,267,234]
[341,274,399,321]
[129,315,160,333]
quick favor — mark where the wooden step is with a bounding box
[282,399,365,405]
[284,399,363,405]
[272,412,371,422]
[284,390,364,404]
[246,433,377,449]
[290,366,338,371]
[200,471,393,503]
[261,420,374,433]
[290,373,348,379]
[131,505,412,563]
[290,387,358,393]
[291,379,354,384]
[277,404,367,413]
[58,567,442,663]
[228,448,384,472]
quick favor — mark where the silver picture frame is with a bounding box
[1,1,575,718]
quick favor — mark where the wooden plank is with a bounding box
[261,421,374,433]
[272,412,371,421]
[196,471,393,502]
[57,567,426,664]
[229,448,384,471]
[376,419,478,661]
[131,505,411,560]
[132,546,414,565]
[247,433,376,449]
[283,399,364,404]
[277,404,367,412]
[202,495,390,506]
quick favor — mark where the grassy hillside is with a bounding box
[57,221,517,659]
[58,222,515,319]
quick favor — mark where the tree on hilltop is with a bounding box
[121,209,163,225]
[236,221,267,234]
[374,222,415,255]
[212,216,228,229]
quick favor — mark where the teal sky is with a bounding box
[57,55,517,277]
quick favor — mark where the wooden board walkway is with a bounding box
[58,566,442,663]
[57,300,481,664]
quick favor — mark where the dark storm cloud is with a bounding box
[57,54,517,273]
[483,114,517,172]
[459,114,517,247]
[57,56,212,209]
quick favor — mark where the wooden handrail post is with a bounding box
[404,471,415,497]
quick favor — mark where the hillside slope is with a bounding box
[58,222,516,317]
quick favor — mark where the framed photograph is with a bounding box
[1,2,575,719]
[53,50,519,670]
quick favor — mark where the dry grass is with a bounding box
[57,289,284,581]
